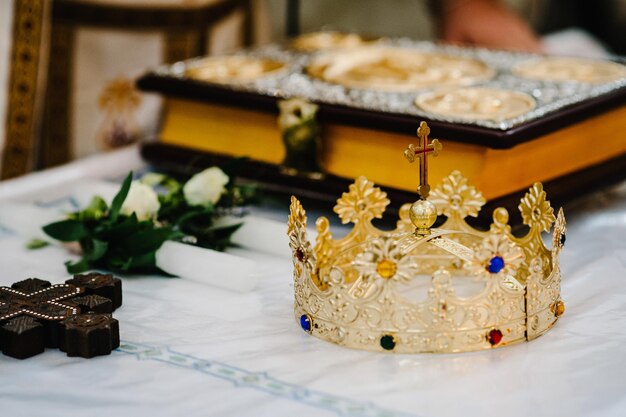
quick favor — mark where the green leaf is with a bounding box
[116,227,174,257]
[43,219,88,242]
[108,256,133,271]
[176,206,214,229]
[41,167,253,275]
[191,223,242,251]
[26,239,50,250]
[109,172,133,222]
[158,177,183,209]
[80,196,108,222]
[96,213,139,240]
[84,239,108,261]
[139,172,167,186]
[163,178,182,194]
[65,258,91,274]
[211,223,242,238]
[128,252,157,270]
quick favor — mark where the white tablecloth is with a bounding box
[1,147,625,417]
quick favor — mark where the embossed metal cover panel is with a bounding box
[138,39,626,149]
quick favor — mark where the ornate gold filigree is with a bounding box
[292,173,564,352]
[333,176,389,224]
[519,183,555,232]
[490,207,512,235]
[288,196,307,234]
[526,256,561,340]
[467,233,524,278]
[395,203,415,233]
[289,224,315,274]
[552,207,567,250]
[288,197,315,276]
[430,170,486,218]
[353,236,420,284]
[289,122,565,354]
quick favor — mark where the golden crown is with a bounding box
[287,122,566,353]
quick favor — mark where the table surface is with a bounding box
[1,147,625,417]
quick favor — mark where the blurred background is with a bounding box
[1,0,624,179]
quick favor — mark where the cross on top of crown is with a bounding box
[403,121,442,199]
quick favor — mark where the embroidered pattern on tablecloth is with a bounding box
[0,223,14,238]
[118,341,418,417]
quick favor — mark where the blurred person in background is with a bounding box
[274,0,625,55]
[433,0,626,55]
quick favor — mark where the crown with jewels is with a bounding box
[287,121,566,353]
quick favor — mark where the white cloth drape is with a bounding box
[1,147,626,417]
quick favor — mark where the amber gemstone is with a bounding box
[376,259,397,279]
[487,329,503,346]
[554,300,565,317]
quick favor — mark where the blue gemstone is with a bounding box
[300,314,311,332]
[488,256,505,274]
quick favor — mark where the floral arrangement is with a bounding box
[40,167,255,274]
[278,97,324,177]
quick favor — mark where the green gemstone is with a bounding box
[380,334,396,350]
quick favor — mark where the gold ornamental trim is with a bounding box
[1,0,46,179]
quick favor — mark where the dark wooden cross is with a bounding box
[403,121,442,199]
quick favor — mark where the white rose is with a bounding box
[120,181,161,221]
[183,167,229,207]
[278,97,318,130]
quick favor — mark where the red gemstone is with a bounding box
[488,329,503,346]
[296,248,305,262]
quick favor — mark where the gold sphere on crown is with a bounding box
[409,199,438,233]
